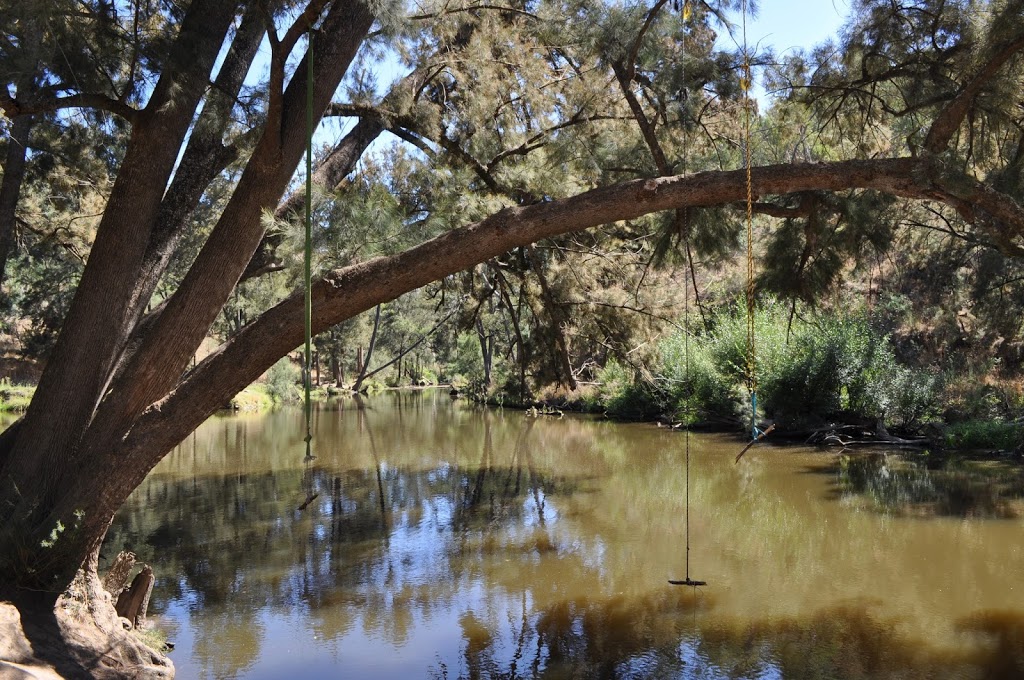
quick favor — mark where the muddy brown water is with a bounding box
[101,390,1024,679]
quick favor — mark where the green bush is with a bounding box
[658,329,738,424]
[590,299,942,430]
[757,315,869,425]
[752,312,938,429]
[0,379,34,412]
[229,384,274,412]
[266,357,301,403]
[596,359,663,420]
[944,421,1024,451]
[701,299,791,386]
[876,365,941,429]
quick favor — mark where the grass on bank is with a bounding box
[0,379,34,412]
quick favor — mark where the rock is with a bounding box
[0,603,66,680]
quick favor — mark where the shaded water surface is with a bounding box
[104,392,1024,679]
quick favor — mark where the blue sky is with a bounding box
[312,0,856,159]
[742,0,850,57]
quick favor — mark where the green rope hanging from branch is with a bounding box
[303,29,314,462]
[298,29,318,512]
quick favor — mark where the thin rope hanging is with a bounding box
[668,60,704,587]
[669,261,706,588]
[742,0,757,436]
[303,29,315,461]
[299,30,318,511]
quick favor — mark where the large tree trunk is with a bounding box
[0,0,375,593]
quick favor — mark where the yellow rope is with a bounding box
[742,0,756,397]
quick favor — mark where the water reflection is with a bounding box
[104,392,1024,679]
[825,452,1024,518]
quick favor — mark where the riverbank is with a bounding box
[456,385,1024,456]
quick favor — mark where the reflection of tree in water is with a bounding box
[298,413,585,648]
[835,453,1024,518]
[105,411,581,671]
[432,588,707,680]
[701,602,1024,680]
[442,595,1024,679]
[103,397,1024,679]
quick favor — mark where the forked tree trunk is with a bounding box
[0,0,375,593]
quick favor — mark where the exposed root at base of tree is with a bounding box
[0,565,173,679]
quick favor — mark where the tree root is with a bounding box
[1,561,173,679]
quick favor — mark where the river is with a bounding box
[103,390,1024,679]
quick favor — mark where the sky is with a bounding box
[727,0,852,103]
[742,0,851,57]
[311,0,857,159]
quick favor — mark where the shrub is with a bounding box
[752,312,939,428]
[658,329,738,424]
[944,421,1024,451]
[0,379,35,412]
[266,357,301,403]
[703,299,791,386]
[591,298,942,430]
[596,359,663,420]
[876,365,941,429]
[229,384,274,412]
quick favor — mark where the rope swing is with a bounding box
[668,1,704,590]
[735,0,773,464]
[299,30,319,511]
[668,265,706,588]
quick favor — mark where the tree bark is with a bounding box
[1,0,242,572]
[114,565,154,630]
[101,551,137,598]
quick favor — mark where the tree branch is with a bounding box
[408,4,540,22]
[75,0,375,469]
[924,33,1024,153]
[108,5,268,385]
[124,156,938,467]
[0,92,139,123]
[5,0,240,493]
[357,308,459,383]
